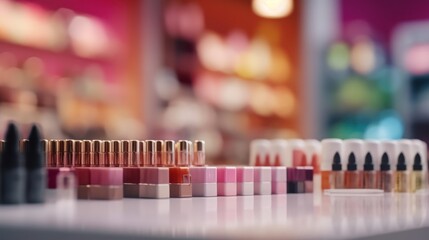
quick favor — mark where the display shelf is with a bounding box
[0,192,429,239]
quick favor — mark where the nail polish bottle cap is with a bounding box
[103,140,112,153]
[139,140,145,153]
[365,141,380,170]
[193,140,205,166]
[413,153,423,171]
[270,139,288,166]
[363,152,374,171]
[380,152,390,171]
[26,125,44,169]
[93,140,103,153]
[66,139,74,153]
[250,139,271,166]
[332,152,342,171]
[121,140,130,153]
[344,139,364,170]
[321,139,342,171]
[380,141,397,166]
[83,140,92,153]
[397,153,407,171]
[131,140,139,153]
[1,123,23,169]
[74,140,83,167]
[347,152,357,171]
[163,140,175,166]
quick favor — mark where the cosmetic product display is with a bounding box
[0,123,25,204]
[169,140,192,198]
[217,166,237,196]
[25,125,46,203]
[411,153,423,192]
[380,141,396,192]
[190,141,217,197]
[343,140,364,189]
[236,166,254,195]
[254,166,271,195]
[364,141,380,189]
[305,140,321,194]
[321,139,342,191]
[303,167,314,193]
[330,152,343,189]
[271,166,287,194]
[287,167,297,193]
[395,153,408,193]
[250,139,271,166]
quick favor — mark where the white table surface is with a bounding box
[0,191,428,239]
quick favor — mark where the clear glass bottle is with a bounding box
[330,152,343,189]
[394,153,408,193]
[363,153,377,189]
[411,153,423,192]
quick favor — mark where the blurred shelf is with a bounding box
[0,192,429,239]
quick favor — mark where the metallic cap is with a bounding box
[131,140,139,153]
[103,140,112,153]
[93,140,103,153]
[66,139,74,152]
[50,140,58,153]
[113,140,121,153]
[20,139,29,152]
[83,140,92,153]
[74,140,83,153]
[163,140,175,152]
[155,140,163,152]
[41,139,49,153]
[177,140,189,151]
[194,140,205,152]
[146,140,156,152]
[139,141,145,153]
[122,140,130,152]
[58,140,66,152]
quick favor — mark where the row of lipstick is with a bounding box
[250,138,428,193]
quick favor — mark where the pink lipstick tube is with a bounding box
[190,166,217,197]
[217,167,237,196]
[236,166,254,195]
[254,166,272,195]
[271,166,287,194]
[89,167,123,200]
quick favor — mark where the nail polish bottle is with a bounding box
[254,166,271,195]
[271,166,287,194]
[0,123,25,204]
[250,139,271,166]
[379,153,393,192]
[49,140,58,167]
[65,140,74,167]
[270,139,288,166]
[330,152,343,189]
[169,140,192,198]
[321,139,342,191]
[411,153,423,192]
[345,153,361,188]
[236,166,254,195]
[123,140,144,198]
[121,140,131,167]
[57,140,65,167]
[190,140,217,197]
[395,153,408,193]
[112,140,122,167]
[141,140,169,199]
[25,125,46,203]
[363,153,377,189]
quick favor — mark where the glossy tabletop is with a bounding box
[0,191,428,239]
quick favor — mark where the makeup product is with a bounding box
[0,123,25,204]
[75,141,91,199]
[296,167,306,193]
[254,166,271,195]
[56,168,77,201]
[20,139,28,152]
[190,140,216,197]
[363,152,377,189]
[155,140,163,166]
[395,153,408,193]
[41,139,49,167]
[90,167,123,200]
[270,139,288,166]
[343,140,364,188]
[236,166,254,195]
[330,152,343,189]
[93,140,103,167]
[112,140,122,167]
[169,140,192,198]
[271,166,287,194]
[379,141,396,192]
[321,139,342,191]
[365,141,381,188]
[411,140,427,188]
[305,140,321,194]
[287,167,297,193]
[289,139,306,167]
[57,140,65,167]
[0,140,4,152]
[217,167,237,196]
[304,167,314,193]
[49,140,58,167]
[103,140,113,167]
[82,140,92,167]
[25,125,46,203]
[65,139,74,167]
[250,139,271,166]
[123,140,143,198]
[74,140,83,167]
[411,153,423,192]
[122,140,131,167]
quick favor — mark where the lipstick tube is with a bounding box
[49,140,58,167]
[103,141,113,167]
[155,140,163,166]
[163,140,175,167]
[190,140,217,197]
[74,141,83,167]
[271,166,286,194]
[93,140,103,167]
[41,139,49,167]
[89,167,123,200]
[217,166,237,196]
[82,140,92,167]
[64,140,74,167]
[254,166,271,195]
[321,139,342,191]
[170,140,192,198]
[57,140,65,167]
[112,140,122,167]
[236,166,254,195]
[130,140,139,167]
[121,140,130,167]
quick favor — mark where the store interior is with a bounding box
[1,0,429,165]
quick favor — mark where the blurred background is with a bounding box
[1,0,429,164]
